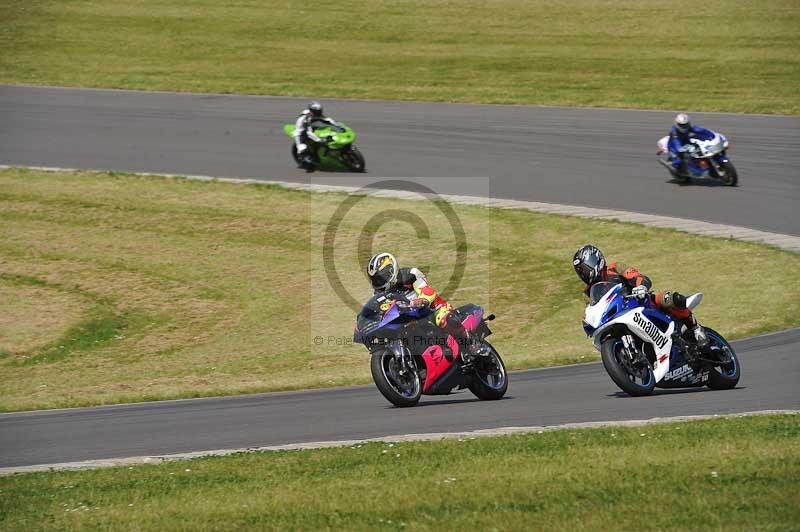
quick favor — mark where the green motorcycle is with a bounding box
[283,121,366,172]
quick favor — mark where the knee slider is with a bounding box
[656,290,674,308]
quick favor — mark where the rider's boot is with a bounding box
[459,332,491,366]
[301,153,315,173]
[681,315,708,350]
[672,152,689,178]
[692,323,709,349]
[439,311,489,366]
[444,322,486,364]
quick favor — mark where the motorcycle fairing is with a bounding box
[421,335,461,393]
[584,283,676,383]
[657,132,730,178]
[283,122,357,170]
[657,353,708,388]
[421,307,485,393]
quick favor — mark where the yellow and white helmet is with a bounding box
[367,252,398,290]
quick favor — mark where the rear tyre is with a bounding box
[468,343,508,400]
[342,146,366,173]
[370,349,422,407]
[704,327,741,390]
[600,336,655,396]
[719,162,738,186]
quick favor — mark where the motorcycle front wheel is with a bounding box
[370,349,422,407]
[601,336,655,396]
[704,327,741,390]
[718,161,738,186]
[468,343,508,400]
[341,146,366,173]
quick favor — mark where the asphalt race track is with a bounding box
[1,85,799,469]
[1,329,798,469]
[1,85,799,235]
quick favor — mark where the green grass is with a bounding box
[1,0,798,114]
[1,167,799,411]
[1,414,798,531]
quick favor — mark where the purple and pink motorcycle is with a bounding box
[354,292,507,407]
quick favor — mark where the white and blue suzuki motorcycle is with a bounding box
[657,130,738,186]
[583,282,740,396]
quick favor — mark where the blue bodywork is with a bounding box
[583,283,688,375]
[353,298,431,344]
[667,126,730,177]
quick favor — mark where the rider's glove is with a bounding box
[409,298,429,310]
[307,132,321,143]
[631,285,648,300]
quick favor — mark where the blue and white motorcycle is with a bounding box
[582,282,740,396]
[657,130,738,186]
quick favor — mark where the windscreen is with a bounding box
[589,282,617,305]
[311,119,344,132]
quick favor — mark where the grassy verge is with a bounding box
[1,0,798,114]
[2,167,799,411]
[1,414,798,531]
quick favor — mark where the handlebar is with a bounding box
[395,298,428,311]
[624,289,653,300]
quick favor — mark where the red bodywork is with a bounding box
[420,309,482,393]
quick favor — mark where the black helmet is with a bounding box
[367,252,398,291]
[308,101,323,118]
[674,113,691,135]
[573,244,606,285]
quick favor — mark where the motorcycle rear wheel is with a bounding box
[370,349,422,407]
[601,336,655,396]
[468,343,508,400]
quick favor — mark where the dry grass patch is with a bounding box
[0,277,90,356]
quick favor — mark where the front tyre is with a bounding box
[370,349,422,407]
[704,327,741,390]
[600,336,655,396]
[342,146,366,173]
[468,343,508,400]
[719,161,738,186]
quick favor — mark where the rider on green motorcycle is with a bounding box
[294,101,338,172]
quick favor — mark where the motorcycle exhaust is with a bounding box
[657,158,675,170]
